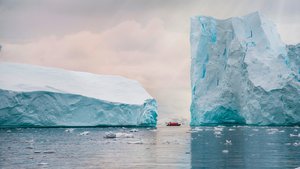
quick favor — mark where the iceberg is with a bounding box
[0,63,157,127]
[190,12,300,125]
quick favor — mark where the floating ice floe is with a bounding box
[188,127,204,133]
[116,132,134,138]
[214,131,222,136]
[214,127,223,136]
[290,133,300,137]
[222,150,229,153]
[104,132,134,139]
[214,127,223,131]
[79,131,90,136]
[193,127,204,131]
[104,132,117,138]
[127,140,143,144]
[293,142,300,147]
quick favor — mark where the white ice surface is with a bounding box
[0,62,152,105]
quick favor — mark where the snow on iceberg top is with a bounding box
[0,62,153,105]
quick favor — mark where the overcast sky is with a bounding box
[1,0,299,121]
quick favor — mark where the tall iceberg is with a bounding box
[0,63,157,127]
[190,12,300,125]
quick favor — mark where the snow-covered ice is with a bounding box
[190,12,300,125]
[0,63,157,127]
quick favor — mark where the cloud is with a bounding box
[0,18,191,120]
[2,0,299,44]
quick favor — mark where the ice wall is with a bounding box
[190,12,300,125]
[0,63,157,127]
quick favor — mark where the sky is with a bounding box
[0,0,300,121]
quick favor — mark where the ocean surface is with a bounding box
[1,125,300,169]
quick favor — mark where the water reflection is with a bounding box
[1,126,300,168]
[191,126,300,168]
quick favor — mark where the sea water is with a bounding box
[0,126,300,168]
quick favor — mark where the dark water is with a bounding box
[0,126,300,169]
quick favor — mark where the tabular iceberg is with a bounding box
[0,63,157,127]
[190,12,300,125]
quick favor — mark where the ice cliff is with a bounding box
[190,12,300,125]
[0,63,157,127]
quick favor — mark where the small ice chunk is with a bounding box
[104,132,134,138]
[225,140,232,145]
[222,150,229,153]
[214,131,222,135]
[293,141,300,147]
[25,140,34,143]
[228,128,235,131]
[193,127,203,132]
[127,140,143,144]
[38,162,48,166]
[267,128,279,134]
[79,131,90,136]
[6,130,11,133]
[116,132,134,138]
[129,129,139,132]
[104,132,117,139]
[290,133,300,137]
[65,129,74,133]
[214,127,223,131]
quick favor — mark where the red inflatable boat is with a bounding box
[167,122,181,126]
